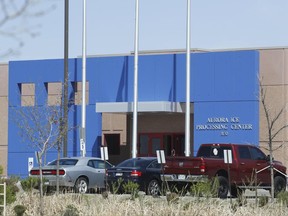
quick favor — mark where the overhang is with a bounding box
[95,101,193,113]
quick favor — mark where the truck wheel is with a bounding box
[217,176,229,199]
[147,179,161,196]
[230,186,244,198]
[74,177,88,193]
[274,176,286,195]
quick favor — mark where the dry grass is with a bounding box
[5,192,288,216]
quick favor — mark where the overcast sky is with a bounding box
[1,0,288,63]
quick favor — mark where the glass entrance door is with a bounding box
[138,133,185,157]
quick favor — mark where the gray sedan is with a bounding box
[30,157,113,193]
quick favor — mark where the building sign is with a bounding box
[195,117,253,136]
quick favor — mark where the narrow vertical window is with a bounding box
[72,81,89,105]
[20,83,35,106]
[45,82,62,106]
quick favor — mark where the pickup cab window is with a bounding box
[197,145,232,158]
[238,146,251,159]
[249,147,266,160]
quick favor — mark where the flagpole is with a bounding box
[132,0,139,158]
[185,0,191,157]
[80,0,87,157]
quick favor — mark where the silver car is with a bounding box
[30,157,113,193]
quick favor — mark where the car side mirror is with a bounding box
[266,155,274,161]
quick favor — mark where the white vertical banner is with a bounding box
[224,149,232,164]
[101,147,109,160]
[28,157,34,173]
[156,150,166,164]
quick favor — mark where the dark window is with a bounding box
[163,135,172,156]
[117,158,151,168]
[238,146,251,159]
[104,134,120,155]
[147,160,161,169]
[48,159,78,166]
[197,146,211,157]
[250,147,266,160]
[151,138,161,155]
[88,160,112,169]
[197,146,232,159]
[139,135,149,155]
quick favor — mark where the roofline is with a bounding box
[84,46,288,58]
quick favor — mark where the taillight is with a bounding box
[200,164,206,173]
[30,170,40,175]
[131,170,142,177]
[49,170,65,175]
[30,169,65,175]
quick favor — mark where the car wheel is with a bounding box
[147,179,161,196]
[75,177,88,194]
[274,176,286,195]
[217,176,229,199]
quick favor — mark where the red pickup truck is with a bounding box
[163,143,287,198]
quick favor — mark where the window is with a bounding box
[250,147,266,160]
[238,146,251,159]
[104,134,120,155]
[151,138,161,154]
[147,160,161,169]
[139,135,149,155]
[19,83,35,106]
[45,82,62,106]
[72,81,89,105]
[48,159,78,166]
[197,146,211,157]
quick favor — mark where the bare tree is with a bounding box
[0,0,55,58]
[259,77,288,202]
[13,101,63,216]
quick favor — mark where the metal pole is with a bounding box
[185,0,191,157]
[81,0,87,157]
[63,0,69,157]
[132,0,139,158]
[4,182,6,216]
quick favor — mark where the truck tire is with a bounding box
[274,176,286,195]
[217,176,229,199]
[147,179,161,196]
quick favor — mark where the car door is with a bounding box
[87,160,109,188]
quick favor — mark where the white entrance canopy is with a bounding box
[95,101,193,113]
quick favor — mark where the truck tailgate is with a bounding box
[163,157,207,182]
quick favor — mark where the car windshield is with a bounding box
[47,159,78,166]
[116,158,152,168]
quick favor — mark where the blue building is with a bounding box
[7,50,259,177]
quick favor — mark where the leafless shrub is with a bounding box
[5,192,288,216]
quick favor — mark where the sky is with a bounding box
[1,0,288,63]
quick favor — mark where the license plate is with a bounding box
[178,175,186,180]
[116,173,123,177]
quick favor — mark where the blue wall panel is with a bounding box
[192,51,259,155]
[193,51,259,102]
[193,101,259,155]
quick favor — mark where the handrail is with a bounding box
[0,182,6,216]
